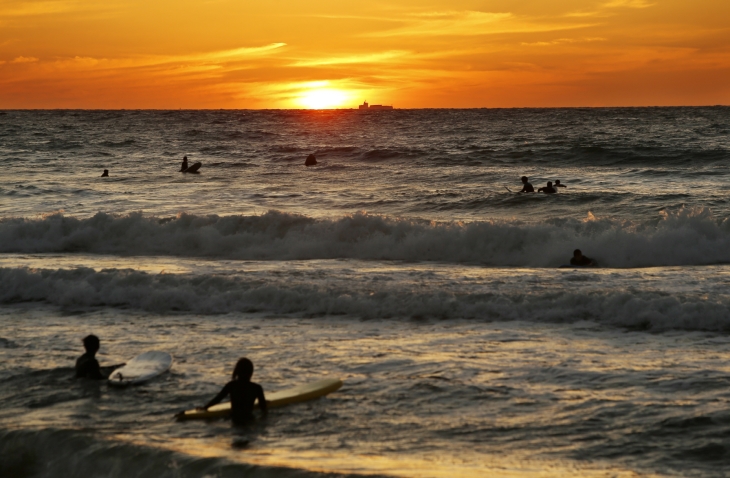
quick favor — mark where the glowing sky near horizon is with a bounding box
[0,0,729,108]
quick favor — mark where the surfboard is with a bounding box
[183,162,202,173]
[176,377,343,420]
[108,351,173,386]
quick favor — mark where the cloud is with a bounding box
[603,0,655,8]
[366,10,595,37]
[521,38,607,47]
[11,55,39,63]
[290,50,408,67]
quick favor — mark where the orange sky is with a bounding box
[1,0,729,108]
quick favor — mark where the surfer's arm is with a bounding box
[257,386,267,416]
[203,383,231,409]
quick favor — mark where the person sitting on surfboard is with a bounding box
[200,358,267,424]
[570,249,598,267]
[180,156,188,172]
[519,176,535,193]
[538,181,557,194]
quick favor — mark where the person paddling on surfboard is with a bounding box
[538,181,557,194]
[75,335,123,379]
[200,358,267,424]
[570,249,598,267]
[519,176,535,193]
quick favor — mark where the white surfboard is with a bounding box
[108,351,172,386]
[176,378,343,420]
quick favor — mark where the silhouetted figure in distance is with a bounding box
[180,156,189,172]
[519,176,534,193]
[555,180,566,189]
[570,249,598,267]
[538,181,557,193]
[305,154,317,166]
[101,169,109,177]
[200,358,267,425]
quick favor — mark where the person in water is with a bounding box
[201,358,267,424]
[570,249,598,267]
[180,156,188,172]
[519,176,535,193]
[101,169,109,177]
[555,180,566,189]
[75,335,105,379]
[538,181,557,194]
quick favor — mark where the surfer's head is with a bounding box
[521,176,528,183]
[547,181,553,187]
[82,334,100,354]
[573,249,582,258]
[555,180,561,185]
[232,357,254,381]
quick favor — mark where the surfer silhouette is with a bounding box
[200,358,267,424]
[570,249,598,267]
[101,169,109,177]
[519,176,535,193]
[180,156,188,172]
[555,180,566,189]
[538,181,557,194]
[75,335,124,379]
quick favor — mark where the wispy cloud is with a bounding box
[603,0,655,8]
[289,50,408,67]
[366,10,595,37]
[521,37,607,47]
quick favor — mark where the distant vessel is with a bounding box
[358,101,393,110]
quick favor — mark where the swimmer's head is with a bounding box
[547,181,553,187]
[573,249,582,258]
[521,176,528,183]
[232,357,254,381]
[555,180,561,185]
[82,334,100,353]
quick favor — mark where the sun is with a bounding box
[298,88,350,109]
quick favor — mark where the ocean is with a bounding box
[1,107,729,477]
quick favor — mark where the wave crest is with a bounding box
[1,208,729,267]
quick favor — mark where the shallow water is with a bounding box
[2,108,730,477]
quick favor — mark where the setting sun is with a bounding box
[297,88,351,109]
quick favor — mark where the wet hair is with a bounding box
[521,176,528,182]
[232,358,254,381]
[547,181,553,186]
[555,180,561,184]
[573,249,582,257]
[82,334,100,352]
[183,156,187,160]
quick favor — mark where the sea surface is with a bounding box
[1,108,730,477]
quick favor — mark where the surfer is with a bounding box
[75,335,106,379]
[101,169,109,177]
[570,249,598,267]
[555,180,566,189]
[538,181,557,194]
[180,156,188,172]
[519,176,535,193]
[200,358,267,424]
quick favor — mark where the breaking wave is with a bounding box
[1,266,729,330]
[1,208,730,268]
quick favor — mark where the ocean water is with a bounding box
[1,107,730,477]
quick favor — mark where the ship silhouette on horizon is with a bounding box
[358,100,393,110]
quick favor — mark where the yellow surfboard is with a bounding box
[176,378,343,421]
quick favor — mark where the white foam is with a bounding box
[1,207,729,267]
[2,265,729,331]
